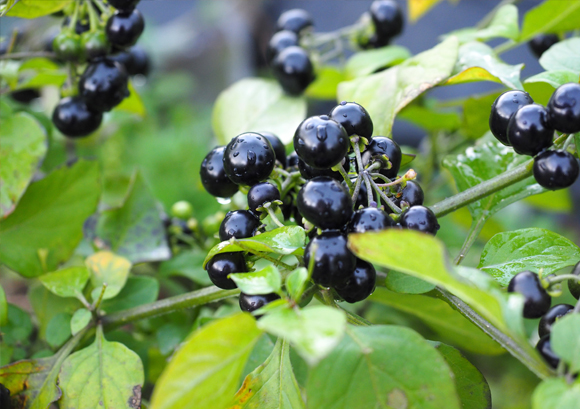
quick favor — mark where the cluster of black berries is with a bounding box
[507,263,580,369]
[489,83,580,190]
[358,0,404,49]
[50,0,149,138]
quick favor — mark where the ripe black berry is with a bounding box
[78,58,129,112]
[507,104,554,156]
[328,101,373,139]
[399,205,440,235]
[267,30,299,63]
[528,34,559,58]
[297,177,353,230]
[335,259,376,303]
[395,180,424,208]
[200,146,239,198]
[52,96,103,138]
[533,150,579,190]
[205,252,247,289]
[219,210,261,241]
[258,131,287,168]
[361,136,402,179]
[247,182,281,214]
[298,158,343,180]
[547,83,580,134]
[239,292,281,313]
[0,383,9,409]
[348,207,394,233]
[304,230,356,288]
[286,151,300,171]
[110,45,150,76]
[10,89,40,104]
[489,91,534,146]
[272,46,315,96]
[294,115,350,169]
[538,304,573,338]
[62,17,90,35]
[568,262,580,300]
[81,31,110,61]
[107,0,140,11]
[106,9,145,48]
[536,335,560,368]
[369,0,404,42]
[507,271,551,319]
[276,9,313,35]
[223,133,276,186]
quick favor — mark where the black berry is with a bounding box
[267,30,299,63]
[272,46,315,96]
[106,9,145,48]
[294,115,350,169]
[533,150,579,190]
[329,101,373,139]
[298,158,343,180]
[348,207,394,233]
[536,335,560,368]
[205,252,247,290]
[507,271,551,319]
[369,0,404,42]
[276,9,313,35]
[200,146,239,198]
[258,131,287,168]
[547,83,580,134]
[507,104,554,156]
[335,259,376,303]
[247,182,281,214]
[239,292,281,313]
[395,180,424,208]
[10,89,40,104]
[107,0,140,11]
[52,96,103,138]
[297,176,353,230]
[538,304,574,338]
[219,210,261,241]
[110,45,150,76]
[568,262,580,300]
[361,136,402,179]
[0,383,9,409]
[528,34,559,58]
[78,58,129,112]
[286,151,300,171]
[223,133,276,186]
[489,91,534,146]
[304,230,356,288]
[399,205,439,235]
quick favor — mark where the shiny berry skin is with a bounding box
[298,158,343,180]
[533,150,579,190]
[272,46,315,96]
[399,205,439,235]
[81,31,110,61]
[108,0,140,11]
[536,335,560,368]
[106,9,145,48]
[247,182,281,214]
[0,383,9,409]
[489,91,534,146]
[78,58,129,112]
[223,133,276,186]
[52,31,81,61]
[568,262,580,300]
[110,45,150,76]
[239,292,281,313]
[200,146,239,198]
[395,180,424,208]
[538,304,573,338]
[328,101,373,139]
[361,136,402,179]
[369,0,404,42]
[547,83,580,134]
[335,259,376,303]
[507,104,554,156]
[286,151,300,171]
[276,9,313,34]
[219,210,261,241]
[304,231,356,287]
[297,177,353,230]
[528,34,559,58]
[52,97,103,138]
[294,115,350,169]
[348,207,394,233]
[507,271,551,319]
[258,131,287,168]
[205,252,247,289]
[267,30,299,62]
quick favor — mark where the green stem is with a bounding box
[265,206,285,228]
[362,173,374,208]
[233,239,295,271]
[545,274,580,285]
[0,51,57,60]
[86,0,100,31]
[335,162,353,189]
[338,305,372,326]
[368,176,401,214]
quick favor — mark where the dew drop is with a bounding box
[317,125,327,141]
[217,197,231,205]
[233,151,239,157]
[247,150,256,164]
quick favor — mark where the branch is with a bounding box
[0,51,56,60]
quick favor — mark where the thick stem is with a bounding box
[0,51,57,60]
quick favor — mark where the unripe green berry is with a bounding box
[53,31,82,61]
[171,200,193,219]
[81,31,110,61]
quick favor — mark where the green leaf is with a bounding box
[532,378,580,409]
[3,0,72,18]
[2,304,33,345]
[550,314,580,373]
[539,38,580,75]
[96,172,171,264]
[305,66,344,100]
[0,112,47,218]
[203,226,306,267]
[385,270,436,294]
[344,45,411,79]
[212,78,307,145]
[59,328,144,409]
[232,339,304,409]
[100,276,159,313]
[431,342,492,409]
[371,288,504,355]
[0,160,100,278]
[156,323,190,356]
[257,305,346,366]
[520,0,580,42]
[337,36,458,137]
[525,71,580,89]
[285,267,309,301]
[229,265,282,295]
[306,325,461,409]
[524,189,572,213]
[159,249,212,286]
[461,93,501,140]
[70,308,91,336]
[478,228,580,286]
[46,313,72,349]
[39,266,90,299]
[29,284,82,340]
[86,251,132,301]
[116,81,146,117]
[0,284,7,326]
[446,4,519,43]
[397,105,461,132]
[150,313,262,409]
[447,42,524,89]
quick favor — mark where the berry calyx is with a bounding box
[395,180,424,208]
[296,176,353,230]
[399,205,440,235]
[328,101,373,139]
[536,335,560,368]
[223,133,276,186]
[239,292,281,314]
[266,30,299,63]
[52,96,103,138]
[347,207,394,234]
[335,259,377,303]
[533,150,579,190]
[294,115,350,169]
[507,104,554,156]
[369,0,404,42]
[78,58,129,112]
[547,83,580,134]
[247,182,281,214]
[276,9,313,35]
[528,34,559,58]
[507,271,551,319]
[538,304,573,338]
[219,210,261,241]
[489,91,534,146]
[205,252,247,289]
[272,46,315,96]
[106,9,145,48]
[200,146,239,198]
[304,230,356,288]
[361,136,402,179]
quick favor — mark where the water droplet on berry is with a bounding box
[247,150,256,164]
[233,152,239,157]
[340,101,347,106]
[317,126,327,141]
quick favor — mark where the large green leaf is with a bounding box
[306,325,461,409]
[2,0,72,18]
[461,93,501,140]
[0,160,100,278]
[96,172,170,264]
[150,313,262,409]
[232,338,304,409]
[2,304,33,345]
[212,78,307,145]
[397,105,461,132]
[337,36,458,137]
[520,0,580,42]
[550,314,580,374]
[86,251,132,301]
[100,276,159,313]
[38,266,90,300]
[446,4,519,43]
[539,38,580,75]
[0,112,47,218]
[159,249,212,286]
[46,313,72,349]
[525,71,580,89]
[371,288,504,355]
[478,228,580,286]
[532,378,580,409]
[305,66,344,100]
[59,328,144,409]
[384,271,436,294]
[344,46,411,79]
